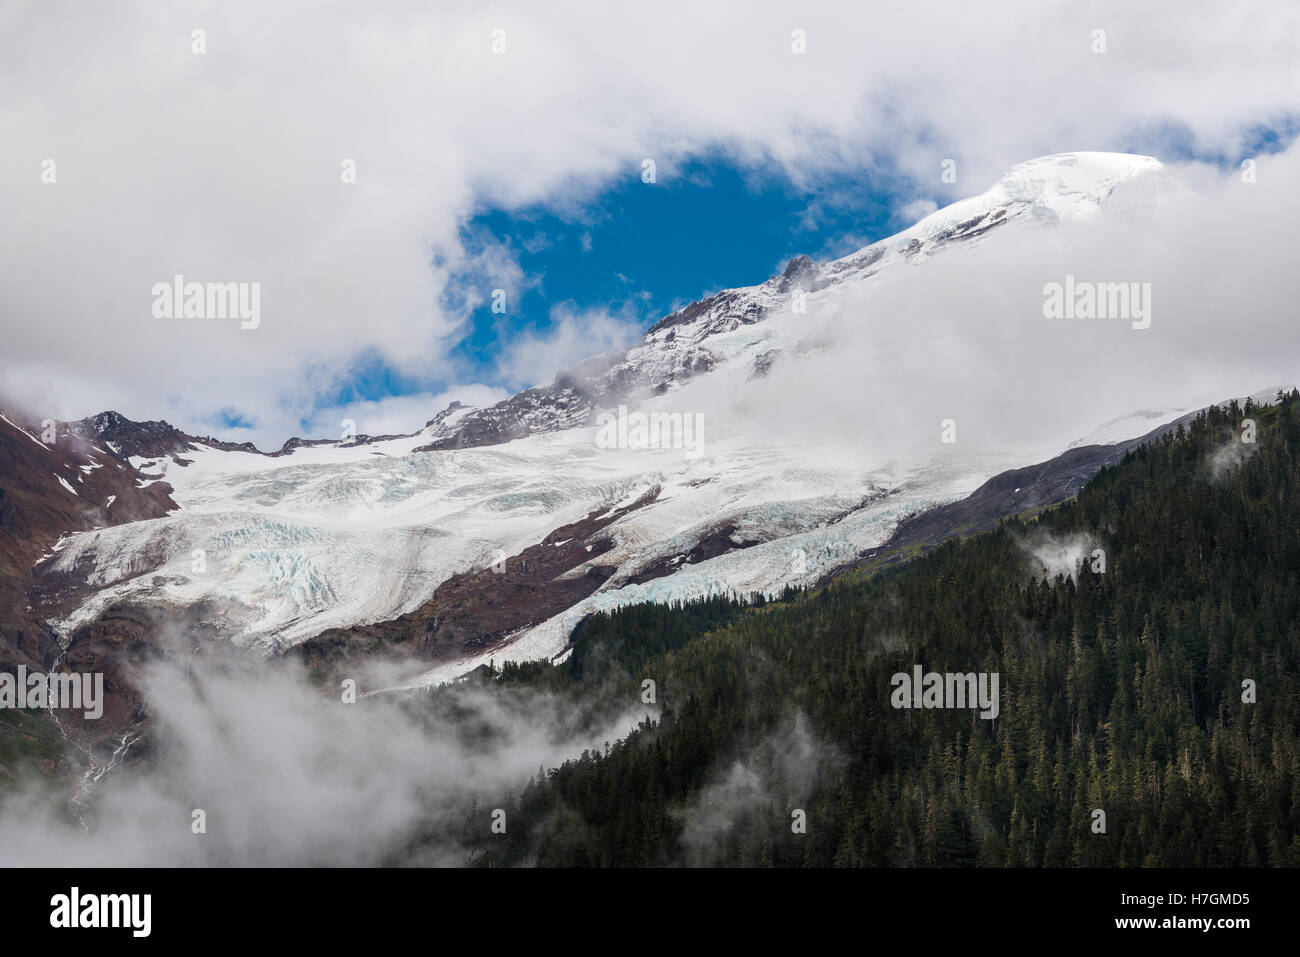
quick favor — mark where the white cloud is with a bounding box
[0,652,652,866]
[496,306,644,390]
[895,198,939,224]
[0,1,1296,447]
[296,386,511,446]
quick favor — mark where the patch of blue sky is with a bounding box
[445,152,909,373]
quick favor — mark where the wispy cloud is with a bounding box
[0,651,650,867]
[496,305,645,390]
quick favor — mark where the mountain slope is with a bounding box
[461,393,1300,867]
[0,410,175,671]
[15,151,1241,697]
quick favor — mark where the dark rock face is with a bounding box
[646,291,726,337]
[423,400,465,429]
[824,412,1201,582]
[0,408,180,757]
[777,254,820,294]
[288,486,663,686]
[413,338,719,453]
[0,410,178,579]
[67,408,404,463]
[416,384,596,452]
[66,410,196,463]
[623,522,762,587]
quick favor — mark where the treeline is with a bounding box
[443,392,1300,866]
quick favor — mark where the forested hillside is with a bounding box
[441,392,1300,866]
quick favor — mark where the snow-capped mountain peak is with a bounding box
[985,151,1162,216]
[13,151,1208,690]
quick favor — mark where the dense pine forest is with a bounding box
[433,391,1300,867]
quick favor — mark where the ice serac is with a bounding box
[24,152,1185,688]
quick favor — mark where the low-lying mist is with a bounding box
[0,648,653,867]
